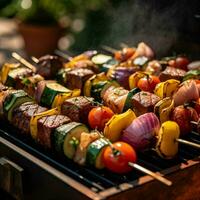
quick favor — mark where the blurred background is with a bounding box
[0,0,200,63]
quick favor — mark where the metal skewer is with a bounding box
[176,138,200,149]
[12,52,36,73]
[128,162,172,186]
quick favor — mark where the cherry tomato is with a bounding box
[114,48,135,62]
[88,106,114,131]
[103,142,137,174]
[137,75,160,92]
[168,56,189,71]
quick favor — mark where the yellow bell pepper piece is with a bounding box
[103,109,136,142]
[51,89,81,108]
[129,71,148,89]
[154,97,174,123]
[30,107,61,140]
[0,63,18,84]
[156,121,180,159]
[154,79,180,99]
[83,73,108,97]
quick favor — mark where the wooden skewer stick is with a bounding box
[128,162,172,186]
[31,56,39,64]
[176,138,200,149]
[101,45,117,54]
[54,49,72,61]
[12,52,36,73]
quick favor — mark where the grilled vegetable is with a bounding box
[3,90,33,121]
[101,59,118,73]
[131,42,154,60]
[114,47,136,62]
[39,81,75,107]
[86,137,109,169]
[22,74,44,97]
[168,56,189,71]
[102,86,129,113]
[107,66,139,89]
[74,131,100,165]
[54,122,89,159]
[171,105,199,136]
[0,89,13,118]
[83,73,108,97]
[145,60,162,75]
[154,97,174,123]
[51,89,80,108]
[104,109,136,142]
[187,61,200,70]
[183,69,200,81]
[0,63,20,84]
[91,54,112,67]
[156,121,180,159]
[123,87,141,112]
[56,68,71,85]
[173,80,199,106]
[88,106,114,131]
[129,71,148,90]
[121,113,160,150]
[154,79,180,99]
[5,67,33,88]
[103,141,137,173]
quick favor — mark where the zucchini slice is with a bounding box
[40,82,71,107]
[86,138,109,169]
[123,87,141,112]
[6,67,32,87]
[91,54,112,67]
[0,63,19,84]
[3,90,33,121]
[54,122,89,159]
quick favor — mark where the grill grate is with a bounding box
[0,121,200,193]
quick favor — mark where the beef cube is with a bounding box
[132,91,160,116]
[12,102,47,134]
[159,67,186,82]
[66,68,94,90]
[37,55,63,79]
[37,115,71,148]
[61,96,95,124]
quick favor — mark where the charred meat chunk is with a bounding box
[159,66,186,82]
[37,55,63,79]
[66,68,94,90]
[37,114,71,148]
[61,96,95,124]
[132,91,160,116]
[12,102,47,134]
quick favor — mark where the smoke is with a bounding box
[103,1,184,57]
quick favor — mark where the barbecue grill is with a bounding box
[0,120,200,200]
